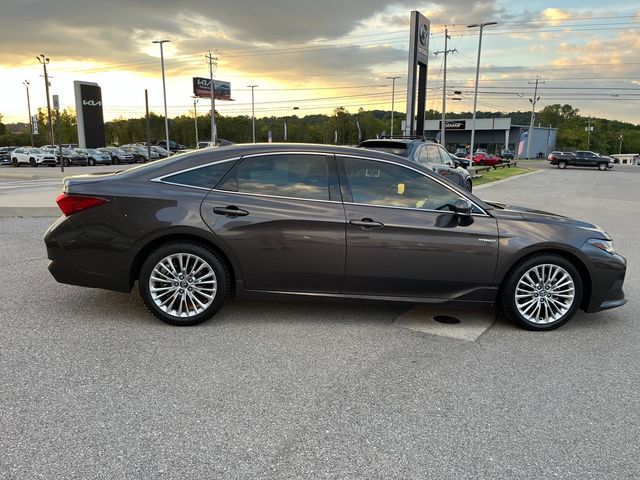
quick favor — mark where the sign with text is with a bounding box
[192,77,232,100]
[74,81,105,148]
[440,120,466,130]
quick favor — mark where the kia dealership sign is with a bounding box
[192,77,232,100]
[74,81,105,148]
[440,120,466,130]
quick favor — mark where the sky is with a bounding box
[1,0,639,125]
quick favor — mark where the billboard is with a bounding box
[405,11,430,135]
[192,77,232,100]
[74,81,105,148]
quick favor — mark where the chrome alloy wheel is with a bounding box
[515,264,575,324]
[149,253,217,318]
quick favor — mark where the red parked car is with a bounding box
[468,152,502,166]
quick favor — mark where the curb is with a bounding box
[474,169,542,191]
[0,207,60,218]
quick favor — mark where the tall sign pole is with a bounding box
[36,54,54,145]
[405,11,430,136]
[152,40,171,151]
[192,96,199,146]
[205,51,218,145]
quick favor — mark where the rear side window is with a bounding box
[162,160,237,189]
[218,154,330,200]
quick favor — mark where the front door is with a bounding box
[201,152,346,293]
[338,155,499,300]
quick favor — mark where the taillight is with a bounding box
[56,193,108,216]
[549,155,555,161]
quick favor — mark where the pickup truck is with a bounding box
[548,151,614,171]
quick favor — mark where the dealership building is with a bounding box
[423,118,557,158]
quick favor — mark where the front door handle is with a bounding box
[349,218,384,229]
[213,206,249,217]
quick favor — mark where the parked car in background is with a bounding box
[499,149,515,160]
[98,147,136,165]
[548,151,613,170]
[132,145,160,162]
[156,140,186,152]
[197,141,217,149]
[454,147,467,158]
[10,147,57,167]
[75,148,112,166]
[0,147,17,166]
[45,143,626,331]
[469,152,502,166]
[359,138,473,191]
[150,146,172,158]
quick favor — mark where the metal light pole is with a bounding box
[467,22,497,159]
[619,134,623,154]
[526,76,543,160]
[36,54,54,146]
[247,85,258,143]
[23,80,34,147]
[191,96,199,146]
[152,40,171,151]
[386,76,400,136]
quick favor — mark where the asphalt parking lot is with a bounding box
[1,165,639,479]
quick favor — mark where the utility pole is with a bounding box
[36,54,54,145]
[205,51,218,145]
[247,85,258,143]
[386,76,401,136]
[23,80,34,147]
[152,40,171,151]
[467,22,497,160]
[526,76,544,160]
[433,27,457,148]
[586,117,593,150]
[191,96,199,146]
[145,90,152,162]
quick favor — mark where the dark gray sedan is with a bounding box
[44,143,627,330]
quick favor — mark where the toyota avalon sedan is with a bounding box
[44,144,627,330]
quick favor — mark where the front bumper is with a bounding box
[582,245,627,313]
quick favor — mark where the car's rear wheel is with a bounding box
[501,253,583,331]
[464,179,472,192]
[598,162,608,171]
[11,158,18,167]
[139,242,229,326]
[558,161,567,169]
[30,158,38,168]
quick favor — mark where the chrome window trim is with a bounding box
[337,153,489,215]
[209,189,342,205]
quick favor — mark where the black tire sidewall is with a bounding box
[558,161,567,169]
[598,163,607,171]
[501,254,583,331]
[139,242,229,326]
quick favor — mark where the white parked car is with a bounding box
[11,147,58,167]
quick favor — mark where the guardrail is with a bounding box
[471,161,518,178]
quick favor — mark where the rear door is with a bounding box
[200,152,346,293]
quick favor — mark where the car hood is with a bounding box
[486,201,610,239]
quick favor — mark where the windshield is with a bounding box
[62,149,75,154]
[87,149,101,155]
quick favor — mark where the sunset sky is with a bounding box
[1,0,639,125]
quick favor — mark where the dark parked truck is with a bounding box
[549,150,614,171]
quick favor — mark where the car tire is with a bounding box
[500,253,583,331]
[29,158,38,167]
[63,158,69,167]
[139,242,230,326]
[598,162,608,171]
[558,161,567,169]
[479,160,486,166]
[464,179,472,192]
[11,158,18,167]
[88,158,95,166]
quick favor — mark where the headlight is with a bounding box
[588,238,615,254]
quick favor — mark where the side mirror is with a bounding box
[454,197,473,217]
[453,159,460,168]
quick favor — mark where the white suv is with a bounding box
[11,147,58,167]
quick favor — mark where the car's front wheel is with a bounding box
[501,253,583,331]
[598,162,608,171]
[558,161,567,169]
[139,242,230,326]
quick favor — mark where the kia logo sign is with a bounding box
[82,100,102,107]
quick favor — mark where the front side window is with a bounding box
[218,154,330,201]
[343,157,462,211]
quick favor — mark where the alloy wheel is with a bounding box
[515,264,575,324]
[149,253,217,318]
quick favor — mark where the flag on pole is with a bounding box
[517,129,528,156]
[267,130,272,143]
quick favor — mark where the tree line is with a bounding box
[1,104,638,154]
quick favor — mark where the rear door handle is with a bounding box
[349,218,384,229]
[213,206,249,217]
